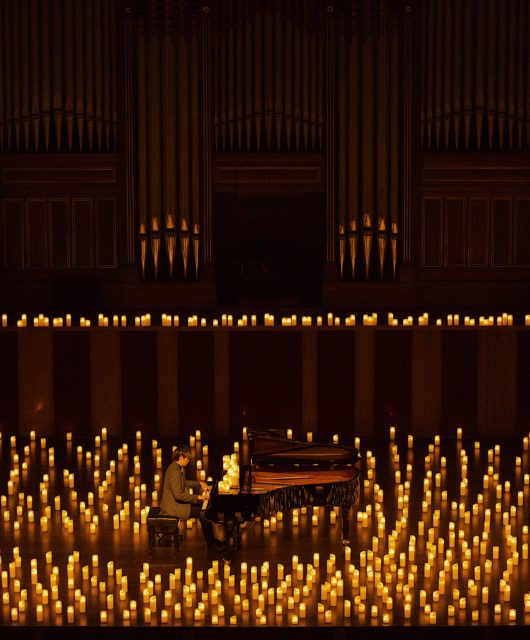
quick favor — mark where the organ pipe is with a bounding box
[0,0,117,152]
[212,0,324,153]
[420,0,530,151]
[136,0,201,278]
[335,0,399,279]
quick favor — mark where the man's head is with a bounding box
[172,444,192,466]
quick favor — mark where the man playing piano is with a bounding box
[159,445,223,551]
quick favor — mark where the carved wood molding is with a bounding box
[2,167,116,184]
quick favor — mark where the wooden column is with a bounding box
[302,330,318,435]
[325,5,335,262]
[123,3,136,263]
[201,5,213,262]
[402,4,413,263]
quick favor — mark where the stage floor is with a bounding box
[1,429,530,639]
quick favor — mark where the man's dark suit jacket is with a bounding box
[159,461,201,518]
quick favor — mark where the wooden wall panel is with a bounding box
[446,198,465,267]
[120,331,158,435]
[0,333,18,434]
[229,331,302,436]
[441,331,478,435]
[317,331,355,439]
[49,199,70,268]
[515,198,530,266]
[72,198,93,268]
[53,332,91,435]
[422,198,442,267]
[492,198,511,267]
[178,332,215,435]
[26,199,47,268]
[374,330,412,432]
[95,198,117,268]
[3,199,24,268]
[468,198,488,267]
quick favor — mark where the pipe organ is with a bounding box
[0,1,529,310]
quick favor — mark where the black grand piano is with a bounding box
[204,429,361,550]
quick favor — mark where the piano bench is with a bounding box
[147,507,182,551]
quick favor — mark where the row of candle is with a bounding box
[3,312,530,329]
[2,426,530,626]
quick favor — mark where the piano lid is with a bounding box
[247,429,360,466]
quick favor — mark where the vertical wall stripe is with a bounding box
[477,330,517,436]
[375,331,413,433]
[90,330,121,435]
[214,331,230,437]
[516,331,530,435]
[302,330,318,435]
[17,330,54,434]
[0,333,18,434]
[411,329,441,436]
[354,330,375,436]
[157,330,179,436]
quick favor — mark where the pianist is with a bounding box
[159,445,221,550]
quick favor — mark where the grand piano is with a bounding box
[204,429,361,550]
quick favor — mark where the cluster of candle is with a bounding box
[96,315,129,327]
[447,313,515,327]
[2,311,530,329]
[362,313,378,326]
[1,425,530,627]
[217,454,240,493]
[161,314,179,327]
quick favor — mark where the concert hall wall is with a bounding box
[0,327,528,440]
